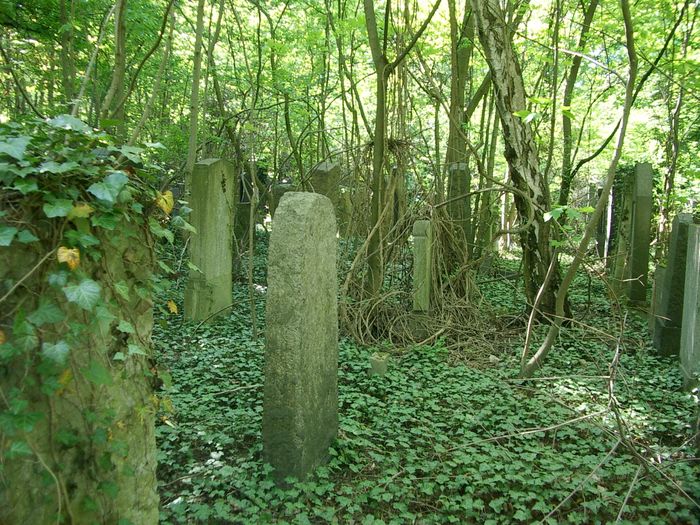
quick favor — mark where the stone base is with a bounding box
[653,318,681,357]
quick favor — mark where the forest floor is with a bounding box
[154,233,699,524]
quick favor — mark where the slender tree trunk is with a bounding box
[520,0,638,378]
[59,0,76,110]
[100,0,127,137]
[558,0,599,206]
[470,0,566,317]
[185,0,207,189]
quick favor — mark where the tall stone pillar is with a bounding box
[625,162,653,304]
[652,214,692,355]
[413,220,433,312]
[680,223,700,391]
[263,192,338,482]
[184,159,235,321]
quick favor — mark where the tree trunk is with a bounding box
[185,0,207,189]
[470,0,566,317]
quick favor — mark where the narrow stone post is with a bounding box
[680,223,700,391]
[652,214,692,355]
[413,220,433,312]
[263,192,338,482]
[625,162,653,304]
[184,159,235,321]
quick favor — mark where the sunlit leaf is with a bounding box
[156,190,174,215]
[167,300,178,314]
[0,225,18,246]
[68,203,95,219]
[43,199,74,218]
[57,246,80,270]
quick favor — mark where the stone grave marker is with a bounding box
[184,159,235,321]
[309,161,341,208]
[625,162,653,304]
[263,192,338,482]
[652,213,692,355]
[413,220,433,312]
[680,223,700,391]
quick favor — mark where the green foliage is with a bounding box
[0,115,192,518]
[154,250,699,524]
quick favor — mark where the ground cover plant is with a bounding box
[154,235,700,524]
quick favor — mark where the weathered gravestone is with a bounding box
[184,159,235,321]
[309,161,341,208]
[413,220,433,312]
[652,214,692,355]
[625,162,653,304]
[263,192,338,482]
[680,223,700,391]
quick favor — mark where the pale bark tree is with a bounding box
[470,0,567,317]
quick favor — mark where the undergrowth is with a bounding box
[154,236,699,524]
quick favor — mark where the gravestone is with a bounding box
[263,192,338,482]
[652,214,692,355]
[184,159,235,321]
[680,223,700,391]
[413,220,433,312]
[649,266,666,335]
[269,183,294,218]
[309,161,341,208]
[625,162,653,304]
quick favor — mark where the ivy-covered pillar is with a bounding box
[0,116,163,524]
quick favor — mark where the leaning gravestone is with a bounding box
[263,192,338,482]
[680,223,700,391]
[413,220,433,312]
[652,214,692,355]
[184,159,235,321]
[625,162,653,304]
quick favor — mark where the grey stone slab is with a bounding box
[653,214,692,355]
[413,220,433,312]
[263,192,338,482]
[626,162,653,304]
[184,159,235,321]
[681,223,700,390]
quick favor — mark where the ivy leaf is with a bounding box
[117,320,135,334]
[48,271,69,287]
[81,359,113,386]
[114,281,130,301]
[171,215,196,233]
[28,299,65,326]
[63,278,101,310]
[92,213,119,230]
[6,441,32,458]
[57,246,81,270]
[156,190,174,215]
[148,217,174,243]
[118,145,143,164]
[127,343,146,356]
[65,230,99,248]
[167,300,178,314]
[42,341,70,365]
[0,225,18,246]
[47,114,91,133]
[12,178,39,194]
[87,171,129,204]
[0,136,31,160]
[39,160,79,174]
[543,207,565,223]
[68,203,95,219]
[43,199,74,218]
[17,230,39,243]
